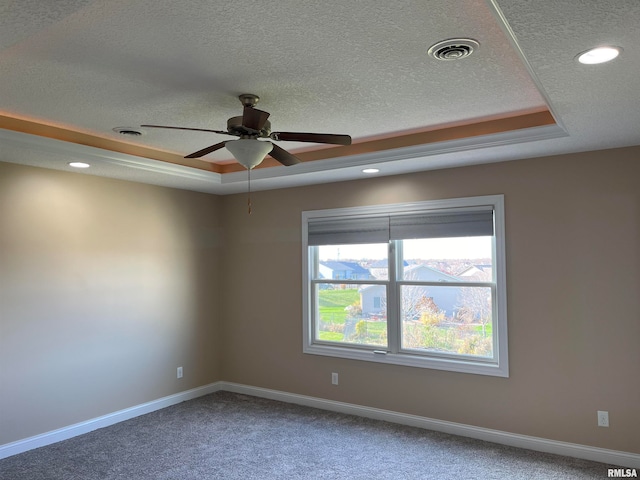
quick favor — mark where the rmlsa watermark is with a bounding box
[608,468,638,478]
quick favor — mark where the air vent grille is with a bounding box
[113,126,144,136]
[428,39,479,61]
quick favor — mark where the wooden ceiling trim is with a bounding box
[219,109,556,173]
[1,109,555,175]
[0,114,223,174]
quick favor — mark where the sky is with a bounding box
[318,237,492,261]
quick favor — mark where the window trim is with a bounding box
[302,195,508,377]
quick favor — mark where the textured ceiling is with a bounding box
[0,0,638,194]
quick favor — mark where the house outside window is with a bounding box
[302,195,508,377]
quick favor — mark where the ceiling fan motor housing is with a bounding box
[227,116,271,137]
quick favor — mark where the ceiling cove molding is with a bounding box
[1,110,557,178]
[1,114,566,191]
[486,0,567,133]
[0,128,222,185]
[0,114,220,173]
[221,110,559,174]
[222,121,568,184]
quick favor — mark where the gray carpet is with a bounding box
[0,391,612,479]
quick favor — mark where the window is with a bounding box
[373,296,382,309]
[302,195,508,377]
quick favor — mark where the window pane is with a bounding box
[400,285,493,358]
[315,283,387,347]
[401,237,493,280]
[317,243,388,280]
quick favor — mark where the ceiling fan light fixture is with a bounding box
[226,139,274,170]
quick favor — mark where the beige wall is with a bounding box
[2,146,639,454]
[220,146,640,454]
[0,162,223,445]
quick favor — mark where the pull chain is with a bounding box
[247,167,252,215]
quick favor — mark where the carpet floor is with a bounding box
[0,391,613,479]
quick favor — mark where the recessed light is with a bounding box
[68,162,90,168]
[362,168,380,174]
[576,46,622,64]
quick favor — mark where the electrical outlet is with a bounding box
[177,366,183,379]
[331,372,339,385]
[597,410,609,427]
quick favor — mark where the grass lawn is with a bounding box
[473,323,492,336]
[318,288,359,307]
[318,331,344,341]
[318,320,387,345]
[318,288,359,324]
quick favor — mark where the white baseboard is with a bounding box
[0,382,222,460]
[3,381,639,470]
[219,382,640,469]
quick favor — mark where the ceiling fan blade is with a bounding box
[269,144,301,166]
[141,124,233,136]
[242,106,270,131]
[270,132,352,145]
[185,141,228,159]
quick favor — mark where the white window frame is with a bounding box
[302,195,509,377]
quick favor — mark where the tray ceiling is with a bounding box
[0,0,638,194]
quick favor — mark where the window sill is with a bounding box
[303,343,509,377]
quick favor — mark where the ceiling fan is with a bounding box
[141,94,352,170]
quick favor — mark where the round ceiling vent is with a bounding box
[428,38,479,61]
[113,126,144,136]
